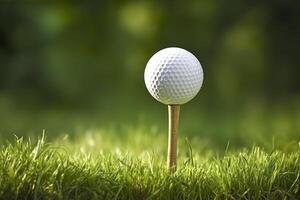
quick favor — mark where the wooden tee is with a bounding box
[167,105,180,172]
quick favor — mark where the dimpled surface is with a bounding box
[144,47,203,105]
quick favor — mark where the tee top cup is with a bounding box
[144,47,204,172]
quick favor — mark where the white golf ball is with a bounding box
[144,47,203,105]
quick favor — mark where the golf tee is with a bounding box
[167,105,180,172]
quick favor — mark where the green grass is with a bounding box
[0,133,299,200]
[1,99,300,199]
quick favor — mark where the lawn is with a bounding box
[0,128,299,199]
[0,100,299,199]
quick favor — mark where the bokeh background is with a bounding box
[0,1,299,151]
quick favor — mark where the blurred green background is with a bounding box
[0,1,299,150]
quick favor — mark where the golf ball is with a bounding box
[144,47,203,105]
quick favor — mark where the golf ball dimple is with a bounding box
[144,47,203,105]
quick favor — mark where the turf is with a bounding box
[0,134,299,200]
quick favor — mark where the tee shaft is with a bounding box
[167,105,180,172]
